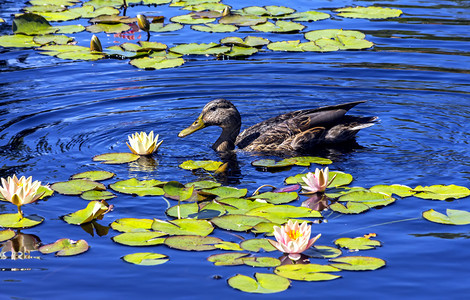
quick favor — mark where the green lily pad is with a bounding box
[284,10,330,22]
[225,45,258,57]
[220,36,269,48]
[251,158,296,168]
[219,15,267,26]
[36,9,82,22]
[240,238,277,252]
[111,218,154,233]
[130,57,185,70]
[51,179,106,195]
[151,218,213,236]
[274,264,341,281]
[163,181,194,201]
[423,209,470,225]
[305,29,366,41]
[267,40,305,52]
[186,180,221,189]
[71,170,115,181]
[37,185,54,199]
[24,4,65,13]
[183,3,229,12]
[86,0,126,8]
[251,20,305,33]
[207,252,248,266]
[0,34,41,48]
[179,159,223,171]
[329,256,386,271]
[334,237,381,250]
[112,232,166,246]
[29,0,80,6]
[369,184,415,197]
[75,5,120,18]
[80,190,116,201]
[86,23,131,34]
[329,202,370,214]
[109,178,165,196]
[0,214,44,229]
[211,214,270,231]
[37,44,90,57]
[166,202,225,219]
[264,5,296,16]
[62,201,109,225]
[335,6,403,19]
[143,0,172,4]
[325,186,369,198]
[218,198,272,214]
[294,156,332,166]
[250,192,298,205]
[412,185,470,200]
[150,22,183,32]
[251,222,278,235]
[0,229,16,242]
[122,252,169,266]
[33,34,73,45]
[166,203,198,219]
[164,235,222,251]
[13,13,57,35]
[56,50,105,61]
[338,191,395,207]
[39,238,89,256]
[214,241,244,251]
[54,24,86,34]
[202,186,247,199]
[304,245,342,259]
[170,43,230,55]
[244,256,281,268]
[246,205,322,224]
[93,153,140,164]
[191,23,238,33]
[170,13,216,24]
[228,273,290,294]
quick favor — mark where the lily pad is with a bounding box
[151,218,213,236]
[54,24,86,34]
[166,203,199,219]
[334,237,381,250]
[93,152,140,164]
[33,34,73,45]
[250,191,298,205]
[338,191,395,207]
[220,36,269,48]
[109,178,165,196]
[335,6,403,19]
[274,264,341,281]
[111,218,154,233]
[191,23,238,33]
[246,205,322,224]
[228,273,290,294]
[0,34,41,48]
[51,179,105,195]
[130,57,185,70]
[163,181,194,201]
[39,238,89,256]
[207,252,248,266]
[170,13,215,25]
[211,214,270,231]
[202,186,247,199]
[13,13,57,35]
[369,184,415,197]
[150,22,183,32]
[62,201,109,225]
[122,252,169,266]
[71,170,115,181]
[244,256,281,268]
[423,209,470,225]
[304,245,342,259]
[80,190,116,201]
[218,198,272,214]
[86,23,130,34]
[219,14,267,26]
[186,180,221,189]
[329,202,370,214]
[214,241,244,251]
[329,256,386,271]
[240,238,277,252]
[251,158,296,169]
[179,159,223,171]
[251,20,305,33]
[0,229,16,242]
[0,214,44,229]
[284,11,330,22]
[170,43,230,56]
[112,232,166,246]
[267,40,305,52]
[251,222,278,235]
[164,235,222,251]
[305,29,365,41]
[412,185,470,200]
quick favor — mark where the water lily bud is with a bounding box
[137,14,150,33]
[222,6,230,17]
[90,34,102,52]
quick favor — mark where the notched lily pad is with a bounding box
[112,232,166,246]
[164,235,222,251]
[412,185,470,200]
[246,204,322,224]
[171,13,215,25]
[13,13,57,35]
[122,252,169,266]
[423,209,470,225]
[329,256,386,271]
[250,191,298,205]
[80,190,116,201]
[240,238,277,252]
[71,170,115,181]
[0,34,41,48]
[274,264,341,281]
[304,245,342,259]
[338,191,395,207]
[251,20,305,33]
[179,159,223,171]
[334,6,403,19]
[39,238,89,256]
[329,202,370,214]
[51,179,106,195]
[219,14,267,26]
[110,178,165,196]
[0,214,44,229]
[191,23,238,33]
[130,57,185,70]
[334,236,381,250]
[151,218,214,236]
[170,43,229,56]
[207,252,248,266]
[93,152,140,164]
[62,201,110,225]
[283,11,330,22]
[202,186,247,199]
[111,218,154,233]
[228,273,290,294]
[369,184,415,197]
[211,214,269,231]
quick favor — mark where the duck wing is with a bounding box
[235,100,370,151]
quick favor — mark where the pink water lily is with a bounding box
[0,175,42,218]
[302,167,333,193]
[126,131,163,155]
[268,220,321,260]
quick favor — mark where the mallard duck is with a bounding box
[178,99,377,153]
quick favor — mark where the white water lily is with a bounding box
[0,175,42,218]
[126,131,163,155]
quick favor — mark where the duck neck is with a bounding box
[213,125,240,152]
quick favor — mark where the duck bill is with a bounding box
[178,114,206,137]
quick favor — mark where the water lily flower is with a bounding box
[302,167,334,193]
[126,131,163,155]
[0,175,42,218]
[268,220,321,260]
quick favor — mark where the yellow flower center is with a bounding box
[287,229,302,240]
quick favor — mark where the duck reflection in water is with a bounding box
[1,232,41,260]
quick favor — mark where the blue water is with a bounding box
[1,0,470,299]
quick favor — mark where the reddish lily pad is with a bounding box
[39,238,89,256]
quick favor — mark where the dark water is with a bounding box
[1,0,470,299]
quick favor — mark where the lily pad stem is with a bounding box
[252,184,277,195]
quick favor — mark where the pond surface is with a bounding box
[1,0,470,298]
